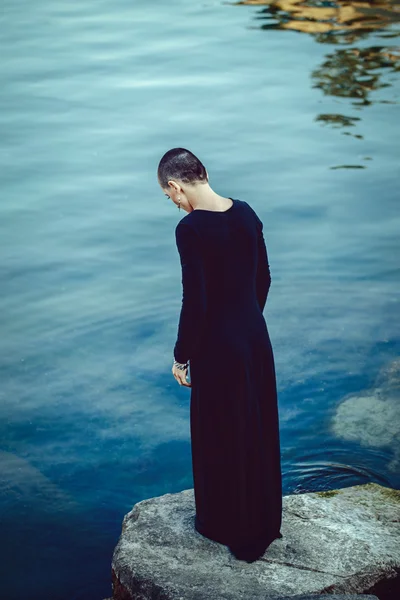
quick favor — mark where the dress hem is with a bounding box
[194,513,282,548]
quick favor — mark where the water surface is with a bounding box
[1,0,399,598]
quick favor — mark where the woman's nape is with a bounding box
[159,177,233,214]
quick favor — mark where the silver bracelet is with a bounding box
[173,358,189,370]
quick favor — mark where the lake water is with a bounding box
[1,0,399,598]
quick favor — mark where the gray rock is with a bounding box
[110,482,400,600]
[103,594,379,600]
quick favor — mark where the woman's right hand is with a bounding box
[172,363,191,387]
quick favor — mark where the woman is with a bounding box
[157,147,283,563]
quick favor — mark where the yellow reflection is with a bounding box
[235,0,400,37]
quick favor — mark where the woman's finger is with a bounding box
[177,370,190,386]
[180,375,191,387]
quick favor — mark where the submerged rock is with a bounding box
[110,482,399,600]
[331,357,400,474]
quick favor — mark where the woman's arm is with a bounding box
[255,215,271,313]
[173,221,207,364]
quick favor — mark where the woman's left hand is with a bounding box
[172,363,191,387]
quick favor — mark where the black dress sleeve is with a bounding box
[255,215,271,313]
[173,221,207,364]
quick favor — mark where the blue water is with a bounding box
[1,1,399,598]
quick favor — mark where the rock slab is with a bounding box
[110,482,400,600]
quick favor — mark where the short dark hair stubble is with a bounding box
[157,147,208,189]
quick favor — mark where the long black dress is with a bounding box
[173,197,282,561]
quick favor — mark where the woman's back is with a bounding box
[173,198,272,364]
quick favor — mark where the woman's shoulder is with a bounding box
[239,199,263,227]
[174,215,200,244]
[175,213,194,235]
